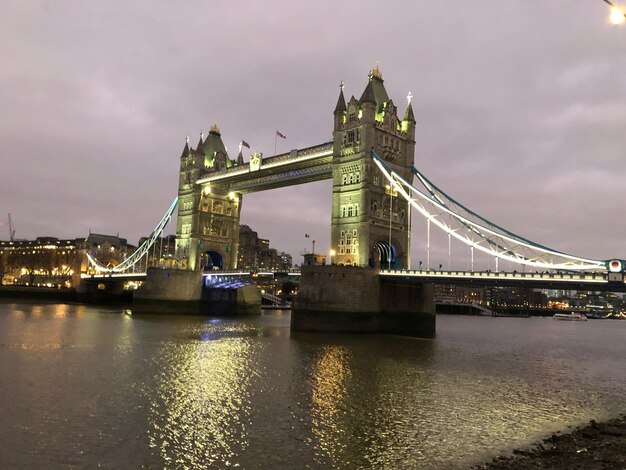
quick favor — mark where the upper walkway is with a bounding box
[196,142,333,193]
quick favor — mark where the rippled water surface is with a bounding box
[1,303,625,469]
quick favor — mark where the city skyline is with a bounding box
[1,2,625,268]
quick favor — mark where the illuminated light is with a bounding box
[329,249,336,256]
[358,109,363,119]
[610,6,625,24]
[203,186,211,195]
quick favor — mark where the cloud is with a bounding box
[1,1,625,265]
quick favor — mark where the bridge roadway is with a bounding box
[380,269,626,292]
[81,269,626,292]
[80,272,149,281]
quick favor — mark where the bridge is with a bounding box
[81,266,626,292]
[84,66,625,335]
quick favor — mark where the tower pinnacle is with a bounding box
[334,81,347,114]
[371,63,383,80]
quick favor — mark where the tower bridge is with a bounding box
[87,66,625,336]
[174,65,416,273]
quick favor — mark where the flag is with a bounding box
[241,140,250,149]
[276,130,286,139]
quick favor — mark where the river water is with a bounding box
[0,303,625,469]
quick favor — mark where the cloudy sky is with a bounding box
[1,1,625,268]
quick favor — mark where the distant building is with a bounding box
[302,253,327,266]
[137,234,176,268]
[434,284,485,304]
[491,287,547,308]
[278,252,292,268]
[434,285,548,308]
[237,225,292,271]
[78,233,133,273]
[0,237,78,287]
[0,233,133,287]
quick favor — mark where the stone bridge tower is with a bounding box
[331,66,416,268]
[174,125,243,271]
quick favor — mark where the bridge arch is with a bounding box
[371,241,401,269]
[202,250,224,271]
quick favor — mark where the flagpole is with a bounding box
[274,132,277,156]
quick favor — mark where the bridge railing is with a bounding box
[380,269,609,282]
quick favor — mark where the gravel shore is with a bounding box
[473,414,626,469]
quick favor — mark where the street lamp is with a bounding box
[329,249,336,265]
[602,0,626,24]
[610,6,626,23]
[385,183,396,270]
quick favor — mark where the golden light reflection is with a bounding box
[310,346,351,465]
[147,334,254,468]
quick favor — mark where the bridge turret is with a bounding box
[330,66,415,269]
[333,82,347,129]
[180,137,190,159]
[402,93,417,140]
[236,146,245,166]
[175,125,242,272]
[201,123,232,170]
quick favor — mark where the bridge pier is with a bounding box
[134,268,261,314]
[77,277,131,303]
[292,265,435,337]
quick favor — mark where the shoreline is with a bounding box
[473,414,626,469]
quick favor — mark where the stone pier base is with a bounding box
[292,265,435,337]
[133,268,260,315]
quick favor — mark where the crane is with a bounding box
[7,213,15,241]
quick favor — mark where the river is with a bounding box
[0,302,624,469]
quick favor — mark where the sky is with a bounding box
[1,1,625,269]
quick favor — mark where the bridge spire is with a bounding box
[334,81,347,114]
[404,93,416,123]
[236,145,245,165]
[196,131,204,152]
[180,136,190,158]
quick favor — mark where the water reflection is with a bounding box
[1,306,626,469]
[310,346,351,466]
[146,322,257,468]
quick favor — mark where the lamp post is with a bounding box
[602,0,626,24]
[385,184,396,270]
[329,249,336,265]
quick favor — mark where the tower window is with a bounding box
[340,203,360,218]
